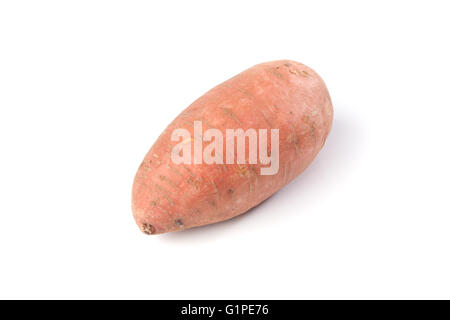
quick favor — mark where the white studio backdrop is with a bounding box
[0,1,449,299]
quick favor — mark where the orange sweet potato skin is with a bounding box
[132,60,333,235]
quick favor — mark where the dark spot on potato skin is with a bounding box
[209,200,217,207]
[175,219,184,228]
[141,223,155,235]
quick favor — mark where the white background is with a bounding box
[1,1,449,299]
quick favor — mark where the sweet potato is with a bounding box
[132,60,333,235]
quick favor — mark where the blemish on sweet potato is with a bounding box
[221,106,242,125]
[159,175,178,188]
[175,219,184,228]
[238,87,253,98]
[141,223,155,235]
[209,200,217,208]
[268,68,284,79]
